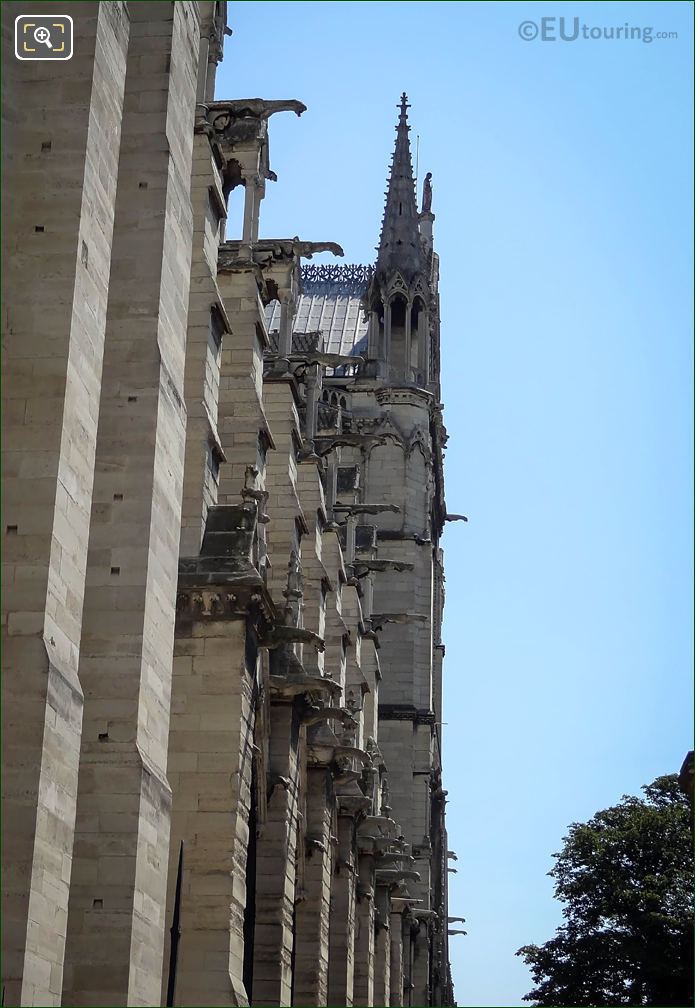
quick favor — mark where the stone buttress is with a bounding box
[1,6,457,1000]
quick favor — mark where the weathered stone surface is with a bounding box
[2,3,130,1003]
[2,16,455,1006]
[62,4,201,1004]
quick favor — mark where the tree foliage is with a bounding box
[516,774,693,1006]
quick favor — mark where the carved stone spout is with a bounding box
[333,503,400,515]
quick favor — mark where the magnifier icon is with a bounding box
[33,26,52,49]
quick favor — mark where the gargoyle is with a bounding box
[261,625,325,651]
[290,351,364,369]
[370,613,428,632]
[375,868,421,884]
[334,745,370,765]
[209,98,307,122]
[351,559,414,575]
[302,706,356,728]
[334,503,400,515]
[290,239,344,260]
[313,434,388,457]
[258,239,344,264]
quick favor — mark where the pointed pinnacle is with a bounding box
[376,95,422,277]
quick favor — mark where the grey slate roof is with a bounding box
[264,264,372,359]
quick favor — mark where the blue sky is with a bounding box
[216,3,694,1005]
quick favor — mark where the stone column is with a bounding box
[292,765,334,1006]
[345,515,357,564]
[404,300,412,380]
[402,914,416,1008]
[373,884,392,1007]
[1,4,129,1005]
[353,847,375,1006]
[326,460,339,514]
[277,290,295,360]
[417,308,430,385]
[252,700,301,1007]
[241,171,263,245]
[303,364,322,448]
[368,310,380,361]
[196,33,210,103]
[411,920,430,1008]
[62,5,199,1005]
[388,907,405,1007]
[327,807,359,1007]
[419,209,435,246]
[163,549,263,1006]
[382,301,392,379]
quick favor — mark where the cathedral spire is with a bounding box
[377,93,423,278]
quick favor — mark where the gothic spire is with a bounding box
[377,93,423,279]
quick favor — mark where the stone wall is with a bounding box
[2,4,130,1003]
[1,7,455,1006]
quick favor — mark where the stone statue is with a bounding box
[286,550,303,597]
[422,172,433,213]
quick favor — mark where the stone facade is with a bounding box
[2,4,455,1006]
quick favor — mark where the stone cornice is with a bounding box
[375,386,433,409]
[378,704,436,726]
[175,582,275,629]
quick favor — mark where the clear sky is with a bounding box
[216,3,694,1005]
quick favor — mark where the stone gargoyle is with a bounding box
[351,559,415,575]
[260,625,324,651]
[291,351,364,370]
[333,503,400,515]
[210,98,307,122]
[252,240,344,267]
[313,433,388,457]
[370,613,428,632]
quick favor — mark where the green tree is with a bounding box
[516,774,693,1006]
